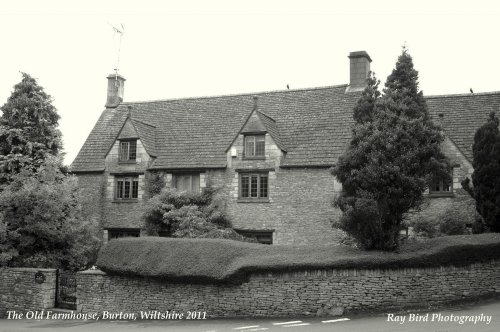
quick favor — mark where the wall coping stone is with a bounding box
[78,269,107,275]
[0,267,57,273]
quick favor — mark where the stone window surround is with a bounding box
[107,228,140,240]
[243,133,266,160]
[118,139,137,163]
[235,229,274,244]
[238,171,270,202]
[172,172,201,193]
[113,174,140,202]
[428,168,455,198]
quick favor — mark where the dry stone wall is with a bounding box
[77,261,500,318]
[0,268,56,318]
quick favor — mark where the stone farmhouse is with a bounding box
[72,51,500,245]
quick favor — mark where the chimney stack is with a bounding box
[105,73,126,108]
[346,51,372,93]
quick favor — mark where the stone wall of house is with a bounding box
[75,129,476,245]
[224,167,343,245]
[102,138,150,232]
[408,137,476,226]
[0,268,57,318]
[220,133,343,244]
[76,260,500,318]
[76,173,106,226]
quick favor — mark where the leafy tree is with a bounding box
[462,112,500,232]
[143,187,253,242]
[0,73,62,186]
[0,157,100,271]
[332,48,450,250]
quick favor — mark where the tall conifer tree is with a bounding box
[0,73,62,185]
[333,48,450,250]
[470,112,500,232]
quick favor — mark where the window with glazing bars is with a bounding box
[430,170,453,193]
[116,177,139,199]
[430,178,451,192]
[244,135,265,157]
[240,173,268,198]
[119,140,137,161]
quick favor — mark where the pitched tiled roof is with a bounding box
[131,119,157,157]
[72,109,128,171]
[256,111,287,152]
[71,85,500,172]
[72,85,361,171]
[426,91,500,162]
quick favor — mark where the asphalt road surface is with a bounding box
[1,299,499,332]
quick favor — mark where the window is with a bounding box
[431,179,451,193]
[119,140,137,162]
[429,171,453,195]
[174,173,200,193]
[108,229,140,240]
[240,173,268,199]
[244,135,265,158]
[115,176,139,200]
[236,230,273,244]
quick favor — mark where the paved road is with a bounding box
[1,299,499,332]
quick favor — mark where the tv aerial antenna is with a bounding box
[108,22,125,80]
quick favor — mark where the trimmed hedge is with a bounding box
[96,234,500,283]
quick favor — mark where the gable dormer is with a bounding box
[105,116,156,173]
[227,97,286,168]
[117,118,139,163]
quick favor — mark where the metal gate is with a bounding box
[56,270,77,310]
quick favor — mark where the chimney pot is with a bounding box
[346,51,372,93]
[106,73,126,108]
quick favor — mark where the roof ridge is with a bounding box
[120,84,349,105]
[425,91,500,99]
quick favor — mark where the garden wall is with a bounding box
[0,268,57,318]
[77,260,500,317]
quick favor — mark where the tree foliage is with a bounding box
[0,158,100,270]
[0,73,62,186]
[143,187,252,242]
[332,48,450,250]
[464,112,500,232]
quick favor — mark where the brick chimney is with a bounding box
[346,51,372,93]
[105,73,126,108]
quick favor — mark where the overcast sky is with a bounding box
[1,0,500,165]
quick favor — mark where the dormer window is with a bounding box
[119,140,137,162]
[244,135,265,158]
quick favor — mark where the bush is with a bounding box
[144,187,241,240]
[472,219,488,234]
[97,234,500,283]
[440,216,467,235]
[438,200,476,236]
[411,217,439,238]
[144,171,166,198]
